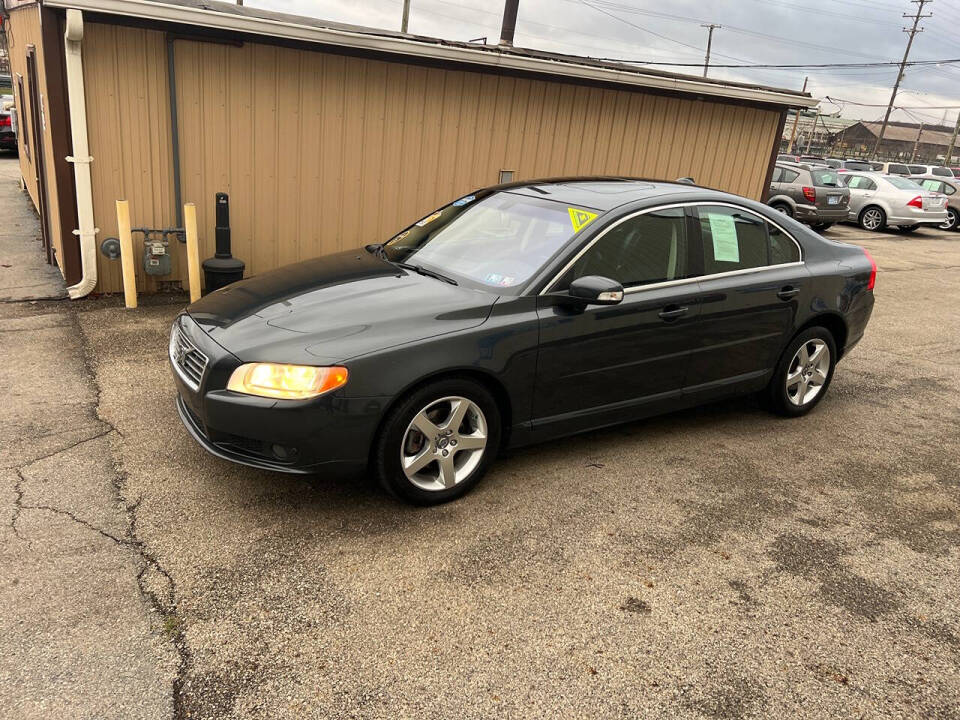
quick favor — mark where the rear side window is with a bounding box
[810,169,839,187]
[845,161,872,171]
[944,184,957,195]
[885,176,920,190]
[845,175,877,190]
[554,207,690,290]
[696,205,798,274]
[771,167,784,182]
[781,169,800,182]
[932,167,952,177]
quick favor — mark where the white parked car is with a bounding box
[841,172,947,232]
[907,164,954,178]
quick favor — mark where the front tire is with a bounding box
[939,207,959,231]
[859,206,886,231]
[765,327,837,417]
[373,377,501,505]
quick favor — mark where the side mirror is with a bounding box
[568,275,624,305]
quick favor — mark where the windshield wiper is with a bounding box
[395,262,459,285]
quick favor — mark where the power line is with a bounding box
[589,57,960,69]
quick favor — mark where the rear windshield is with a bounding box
[932,167,952,177]
[844,161,872,171]
[811,169,840,187]
[885,176,921,190]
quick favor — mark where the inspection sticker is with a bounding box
[568,207,598,233]
[416,211,443,227]
[707,212,740,263]
[452,195,476,207]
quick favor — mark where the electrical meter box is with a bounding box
[143,238,172,276]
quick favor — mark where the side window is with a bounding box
[15,75,30,160]
[890,164,909,175]
[933,167,952,177]
[781,169,800,183]
[771,167,784,183]
[847,176,876,190]
[768,221,800,265]
[944,184,957,195]
[696,205,769,274]
[556,207,690,290]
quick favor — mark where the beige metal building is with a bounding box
[2,0,816,296]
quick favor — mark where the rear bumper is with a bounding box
[885,209,948,225]
[794,203,848,223]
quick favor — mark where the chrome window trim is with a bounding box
[539,201,804,296]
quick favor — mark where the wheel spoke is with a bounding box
[808,342,825,364]
[403,447,434,475]
[456,434,486,451]
[411,410,440,439]
[786,367,803,389]
[813,367,828,384]
[437,453,457,488]
[797,377,809,402]
[444,399,470,432]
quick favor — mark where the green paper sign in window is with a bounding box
[708,212,740,263]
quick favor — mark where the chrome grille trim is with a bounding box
[169,319,209,391]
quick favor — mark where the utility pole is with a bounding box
[872,0,933,160]
[701,24,721,77]
[805,106,822,153]
[786,77,808,154]
[911,122,924,161]
[401,0,410,33]
[945,112,960,165]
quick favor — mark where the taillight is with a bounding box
[0,115,10,128]
[863,248,877,291]
[907,195,923,208]
[802,186,816,203]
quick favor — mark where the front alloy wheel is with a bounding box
[373,377,501,504]
[401,396,488,491]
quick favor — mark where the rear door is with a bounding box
[843,174,877,216]
[533,206,702,435]
[685,204,810,397]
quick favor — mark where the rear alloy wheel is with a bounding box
[939,207,959,231]
[765,326,837,417]
[859,206,886,232]
[373,378,501,504]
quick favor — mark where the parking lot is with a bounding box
[3,156,959,717]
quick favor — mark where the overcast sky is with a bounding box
[246,0,960,127]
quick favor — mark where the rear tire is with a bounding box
[771,202,793,218]
[373,377,501,505]
[939,207,959,231]
[858,206,886,232]
[765,326,837,417]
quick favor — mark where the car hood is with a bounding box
[188,250,499,364]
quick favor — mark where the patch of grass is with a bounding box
[162,613,182,638]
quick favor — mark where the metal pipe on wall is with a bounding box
[166,34,184,231]
[63,9,99,299]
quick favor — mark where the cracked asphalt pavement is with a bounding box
[2,150,959,718]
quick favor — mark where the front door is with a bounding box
[533,206,702,437]
[685,203,811,396]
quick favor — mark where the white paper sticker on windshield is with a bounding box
[708,212,740,263]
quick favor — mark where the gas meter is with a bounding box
[141,230,172,276]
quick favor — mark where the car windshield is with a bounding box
[383,192,593,294]
[885,176,921,190]
[845,161,872,170]
[811,169,840,187]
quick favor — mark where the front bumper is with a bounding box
[170,314,386,474]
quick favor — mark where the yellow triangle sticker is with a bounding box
[568,207,598,233]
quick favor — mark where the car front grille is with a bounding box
[170,320,209,390]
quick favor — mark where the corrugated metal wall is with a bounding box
[83,23,781,295]
[6,5,65,276]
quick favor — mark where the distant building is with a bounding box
[779,109,857,157]
[831,121,957,163]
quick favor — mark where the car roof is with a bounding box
[911,173,956,183]
[499,177,704,211]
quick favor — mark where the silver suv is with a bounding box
[768,162,850,230]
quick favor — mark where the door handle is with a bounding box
[658,305,689,320]
[777,286,800,300]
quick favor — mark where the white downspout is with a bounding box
[64,9,98,299]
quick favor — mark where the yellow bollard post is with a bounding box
[184,202,202,303]
[116,200,137,309]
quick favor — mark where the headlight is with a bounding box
[226,363,348,400]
